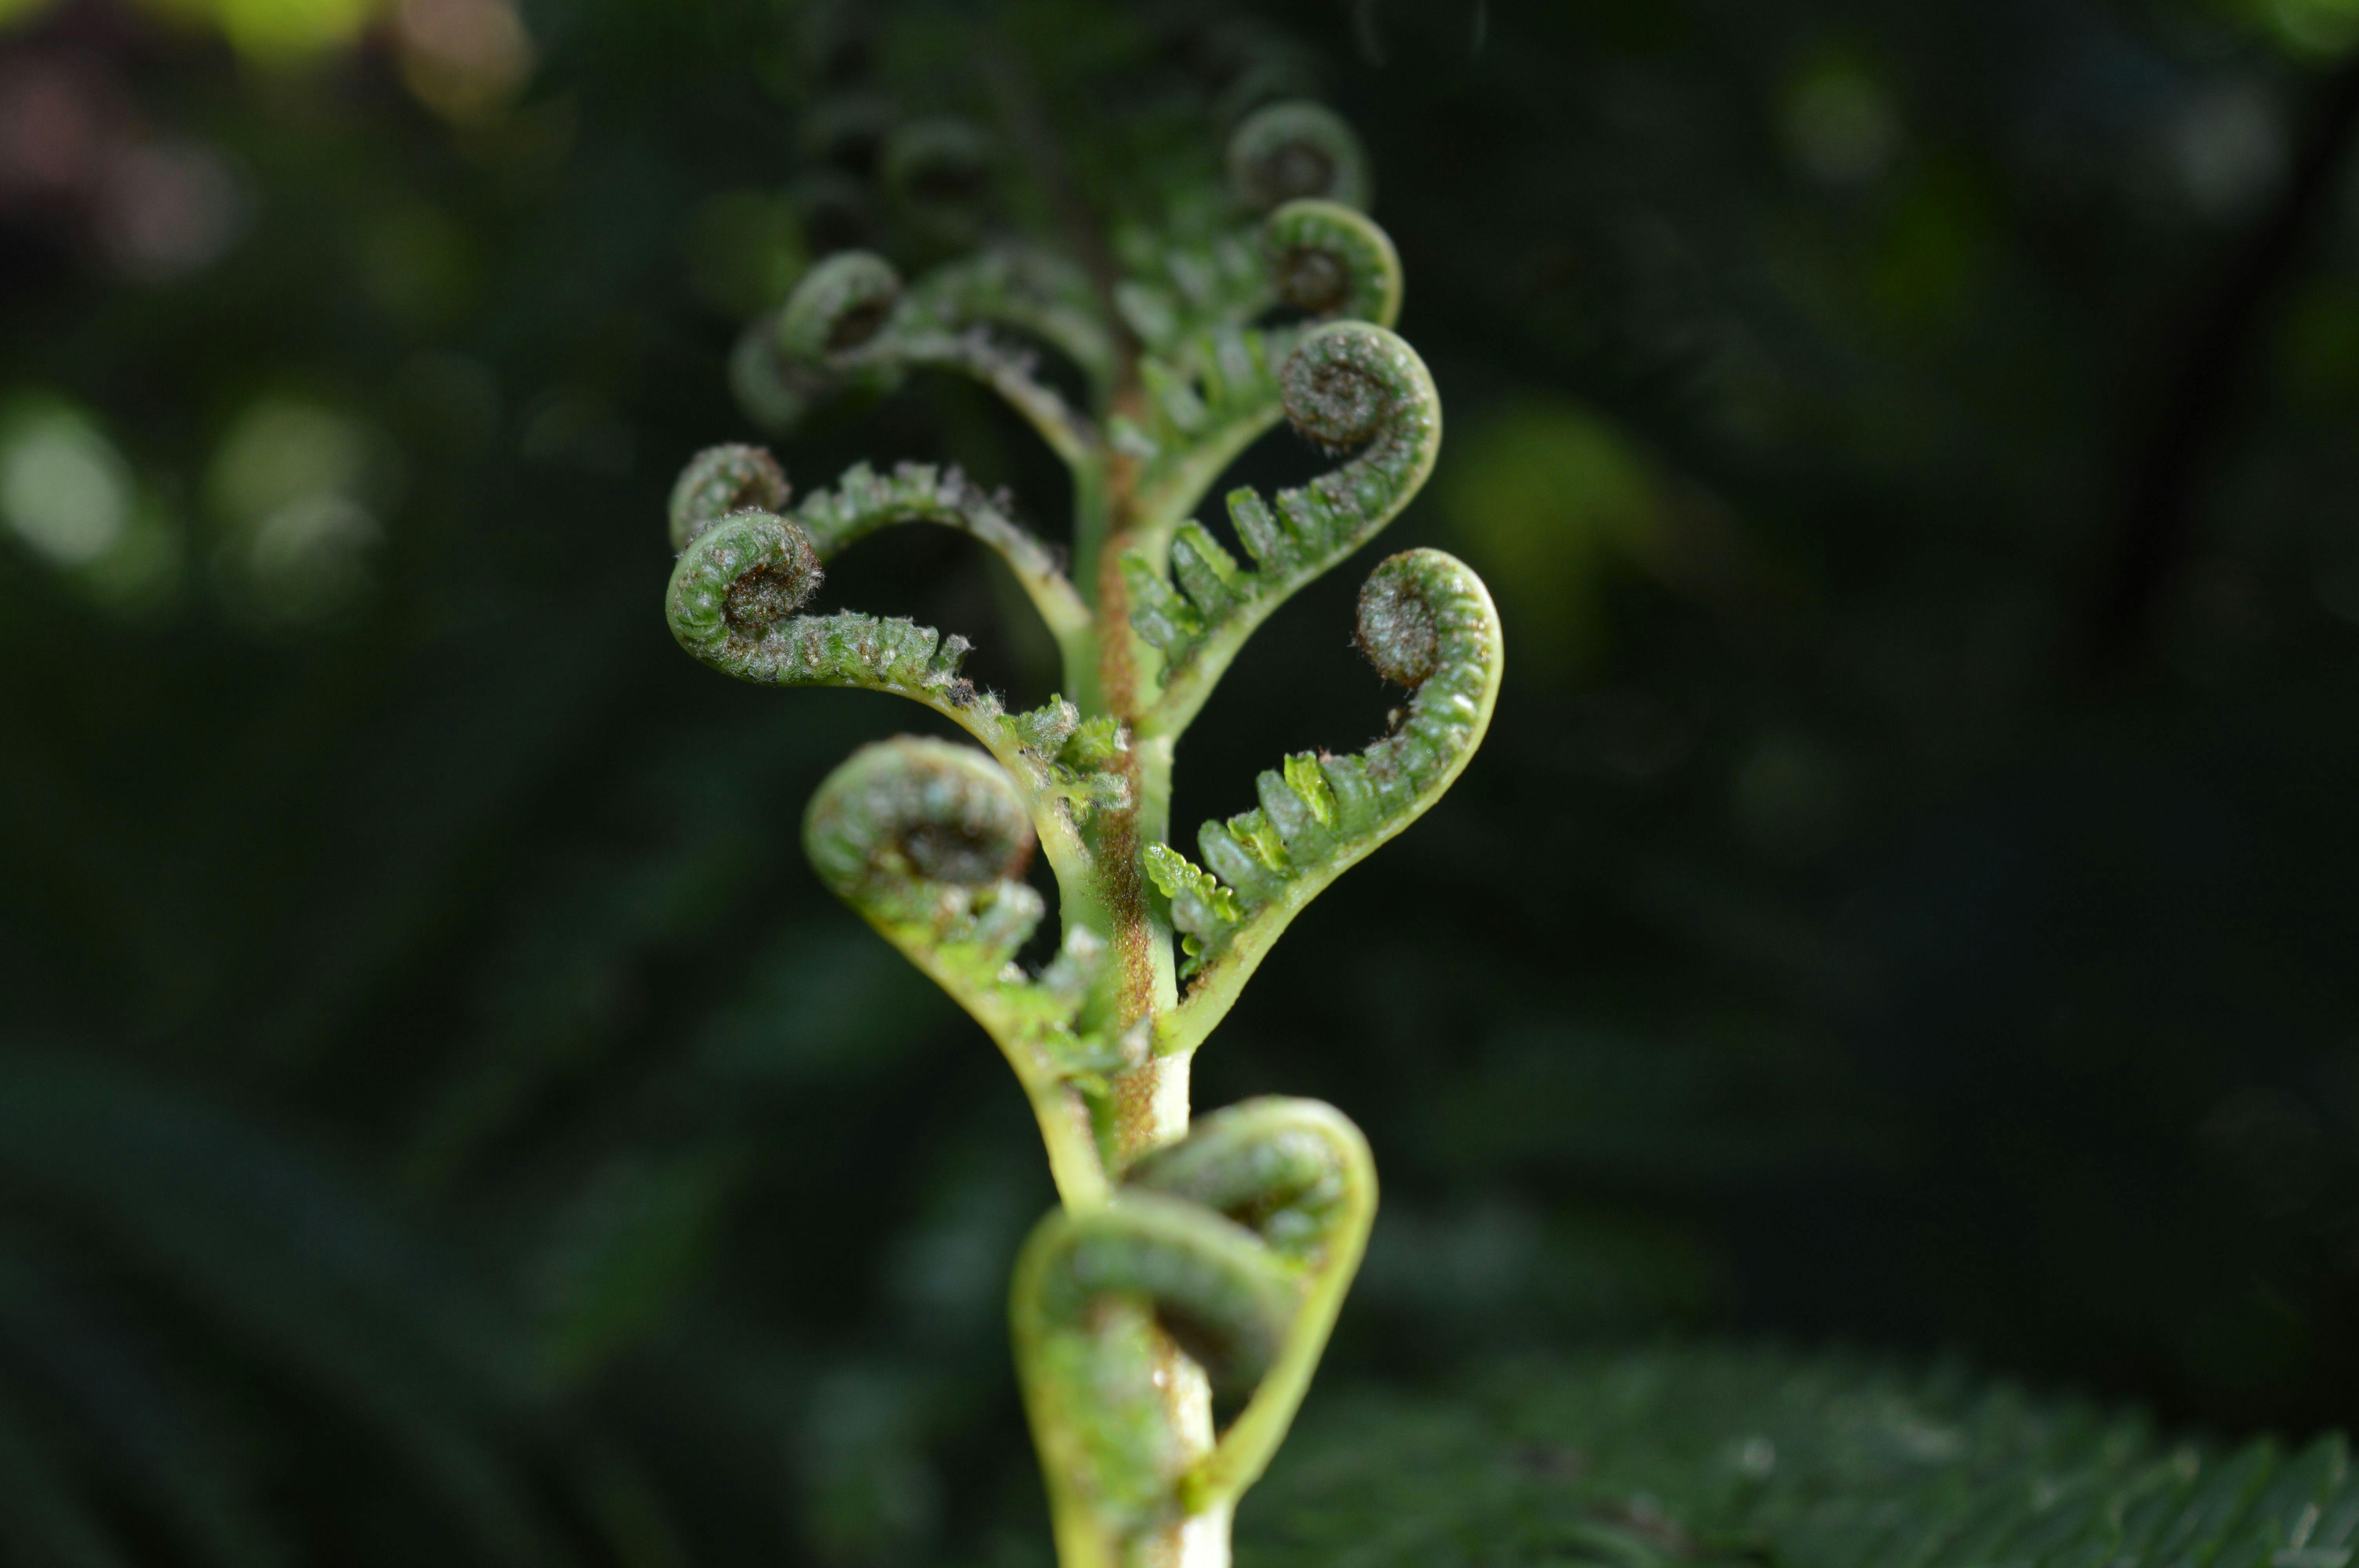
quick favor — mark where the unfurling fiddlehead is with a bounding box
[751,246,1098,464]
[666,443,789,550]
[805,737,1121,1204]
[1127,319,1440,734]
[1226,100,1372,214]
[1013,1099,1375,1563]
[1150,550,1503,1046]
[1117,201,1404,532]
[664,88,1498,1568]
[1264,200,1400,326]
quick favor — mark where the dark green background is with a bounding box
[5,0,2359,1562]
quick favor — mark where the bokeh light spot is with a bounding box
[0,399,135,567]
[1440,400,1669,675]
[1783,54,1903,187]
[2260,0,2359,55]
[393,0,534,122]
[206,397,393,626]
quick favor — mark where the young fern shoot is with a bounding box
[663,101,1502,1568]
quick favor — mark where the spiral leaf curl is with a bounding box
[806,738,1132,1203]
[1110,196,1394,354]
[1126,322,1442,734]
[1226,100,1372,214]
[1263,200,1400,328]
[667,443,789,551]
[783,457,1090,646]
[1012,1098,1374,1557]
[778,250,904,359]
[1153,551,1502,1046]
[1112,206,1404,534]
[759,249,1100,465]
[727,321,834,435]
[665,450,1099,780]
[663,510,1124,851]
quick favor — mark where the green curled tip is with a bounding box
[778,250,904,362]
[665,511,825,673]
[1010,1098,1378,1540]
[1160,549,1503,1009]
[1263,200,1401,327]
[1121,1097,1376,1509]
[1227,101,1372,214]
[1355,550,1446,686]
[1124,1097,1371,1265]
[1016,1192,1296,1412]
[1127,321,1441,722]
[665,510,996,715]
[1279,318,1437,464]
[805,735,1043,961]
[800,734,1125,1207]
[668,444,789,552]
[1012,1192,1299,1535]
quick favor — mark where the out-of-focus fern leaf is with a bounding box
[0,1050,567,1567]
[525,1148,742,1387]
[1241,1347,2359,1568]
[0,1382,131,1568]
[0,1239,285,1568]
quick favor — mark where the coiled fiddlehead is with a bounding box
[1149,549,1503,1045]
[756,247,1098,465]
[1263,200,1399,327]
[665,87,1497,1568]
[777,250,905,360]
[1116,203,1405,534]
[662,487,1118,885]
[1127,321,1441,733]
[1013,1098,1375,1560]
[1226,100,1372,213]
[666,443,790,551]
[807,738,1121,1203]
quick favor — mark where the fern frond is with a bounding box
[755,250,1098,465]
[1247,1346,2359,1568]
[1011,1098,1373,1553]
[1263,200,1401,328]
[785,457,1089,644]
[1117,207,1406,535]
[1160,550,1502,1048]
[1226,101,1372,215]
[661,85,1487,1568]
[1127,1099,1376,1511]
[1132,322,1443,733]
[803,738,1124,1202]
[666,443,789,551]
[663,511,1120,847]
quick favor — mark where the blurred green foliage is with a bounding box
[5,0,2359,1562]
[1246,1344,2359,1568]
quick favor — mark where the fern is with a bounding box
[663,95,1497,1568]
[1245,1346,2359,1568]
